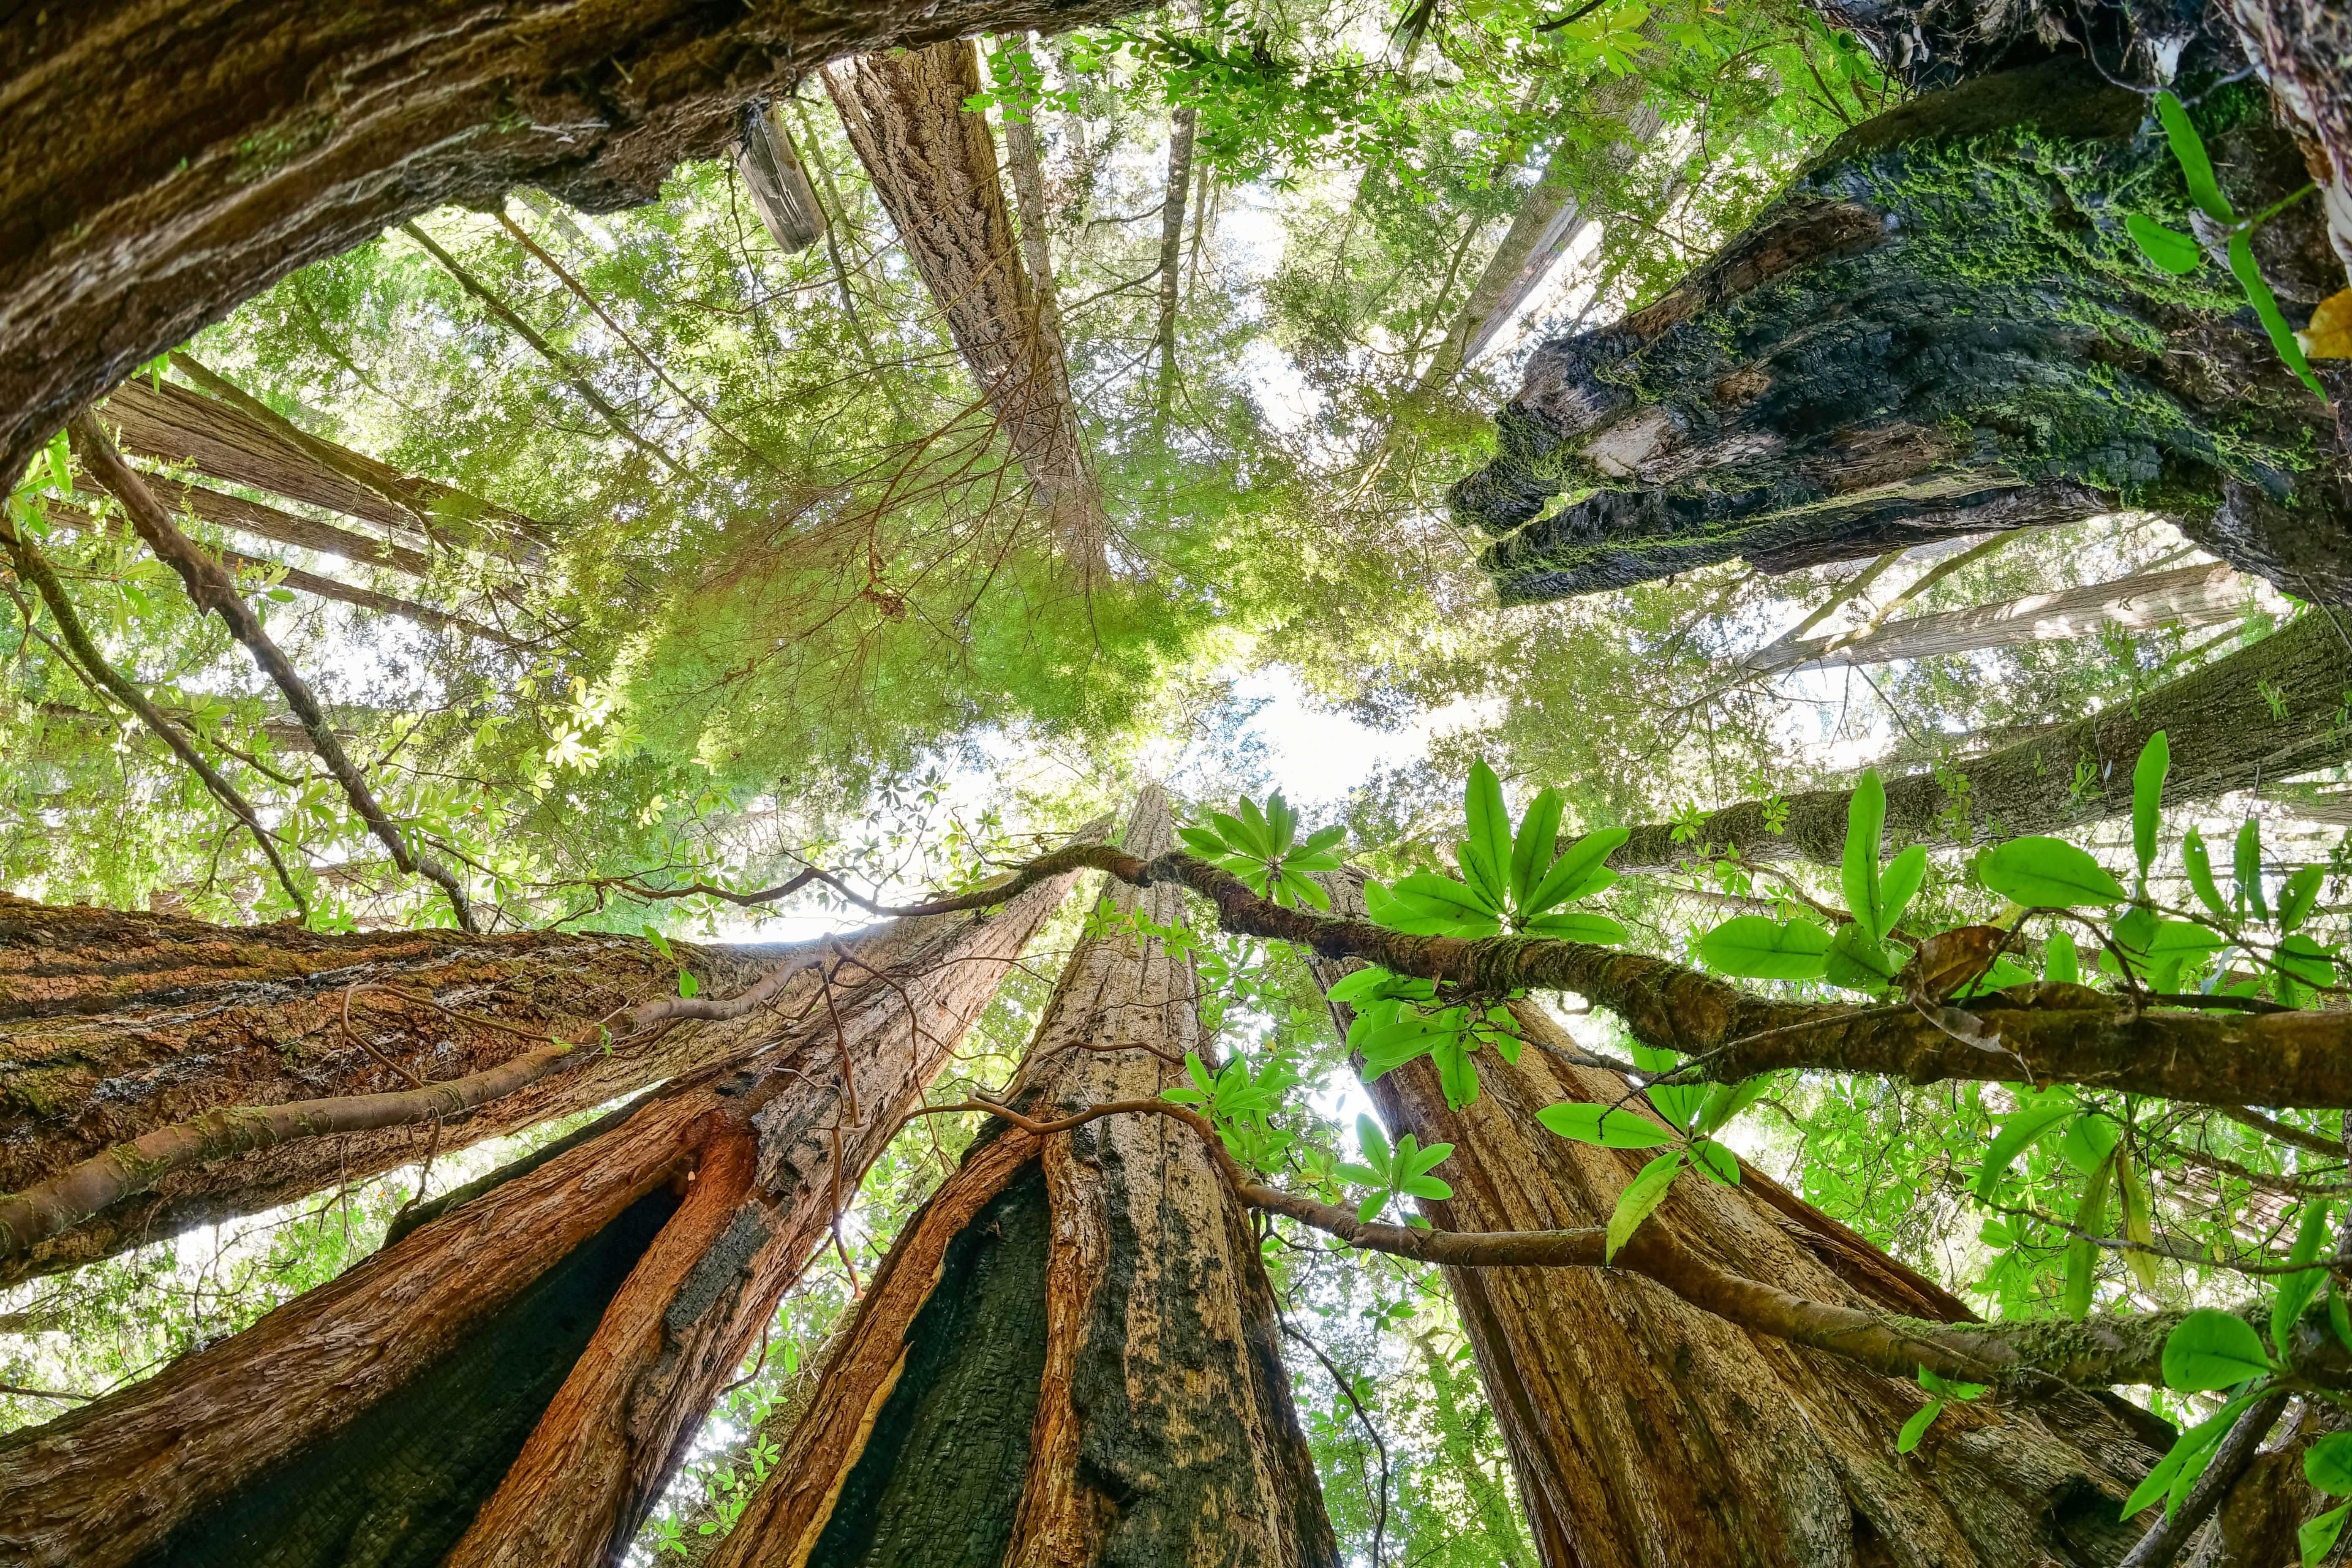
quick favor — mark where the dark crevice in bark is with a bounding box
[127,1187,680,1568]
[805,1165,1052,1568]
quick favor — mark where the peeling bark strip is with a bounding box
[704,792,1337,1568]
[0,0,1152,493]
[826,41,1111,575]
[1305,874,2156,1566]
[1606,606,2352,872]
[1452,59,2352,606]
[0,874,1083,1568]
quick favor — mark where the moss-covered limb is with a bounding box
[1453,58,2352,607]
[1604,606,2352,873]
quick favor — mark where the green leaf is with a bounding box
[1974,1096,2080,1199]
[1689,1138,1740,1184]
[2045,930,2080,985]
[1979,837,2129,907]
[1693,1075,1772,1136]
[2116,1145,2159,1290]
[1430,1031,1480,1110]
[1606,1151,1684,1260]
[1263,792,1297,855]
[1510,787,1564,912]
[2182,828,2229,921]
[2230,229,2330,400]
[2280,865,2325,935]
[1326,967,1403,1004]
[44,431,70,495]
[2156,90,2235,223]
[1279,866,1331,911]
[2132,731,2169,878]
[2280,934,2338,988]
[1400,1173,1454,1200]
[1519,911,1627,944]
[1356,1115,1393,1179]
[2237,819,2268,920]
[642,925,675,961]
[1896,1400,1944,1454]
[1465,761,1514,901]
[1535,1102,1677,1148]
[677,969,699,999]
[1879,845,1928,934]
[1393,871,1499,920]
[2300,1501,2350,1565]
[2127,213,2204,274]
[1405,1140,1454,1178]
[2311,1436,2352,1496]
[1178,824,1229,858]
[1213,810,1266,860]
[1455,839,1508,915]
[2162,1309,2273,1392]
[1357,1192,1386,1225]
[2059,1113,2121,1176]
[2063,1152,2114,1321]
[1842,768,1886,939]
[1696,916,1833,980]
[1297,824,1348,857]
[2124,1389,2259,1517]
[1824,923,1898,991]
[2274,1200,2334,1361]
[1333,1162,1383,1187]
[1524,827,1629,916]
[1186,1051,1214,1096]
[1645,1075,1707,1135]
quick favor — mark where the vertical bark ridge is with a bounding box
[0,869,1085,1568]
[1309,872,2158,1567]
[825,41,1109,578]
[705,790,1337,1568]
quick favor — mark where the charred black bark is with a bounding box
[1453,59,2352,606]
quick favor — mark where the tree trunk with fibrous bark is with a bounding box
[0,866,1085,1568]
[1310,870,2166,1568]
[699,791,1337,1568]
[1453,57,2352,608]
[826,41,1110,579]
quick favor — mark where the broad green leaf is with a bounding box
[1536,1102,1677,1148]
[1645,1075,1707,1135]
[2310,1436,2352,1496]
[1357,1192,1386,1224]
[1824,923,1898,991]
[1324,966,1399,1004]
[1879,845,1928,934]
[2156,90,2235,223]
[2162,1309,2273,1392]
[2123,1389,2258,1517]
[2230,230,2329,399]
[1279,866,1331,910]
[1185,1051,1214,1095]
[1356,1114,1392,1176]
[2116,1146,2158,1290]
[1697,916,1832,980]
[2063,1152,2113,1320]
[2280,865,2325,935]
[1690,1138,1740,1184]
[1511,787,1564,912]
[2059,1113,2121,1176]
[1178,825,1228,858]
[1896,1400,1943,1454]
[1405,1140,1455,1177]
[2237,819,2268,920]
[1213,811,1266,859]
[2044,929,2080,985]
[2279,934,2338,989]
[1979,837,2129,907]
[1431,1031,1480,1110]
[2300,1501,2350,1565]
[1264,792,1297,854]
[1974,1097,2080,1199]
[1455,839,1508,913]
[2132,731,2169,878]
[2183,827,2230,920]
[677,969,699,999]
[1333,1162,1383,1187]
[1524,827,1630,916]
[2126,212,2204,274]
[1519,911,1628,944]
[1400,1173,1454,1200]
[1465,761,1514,899]
[1297,823,1348,856]
[1842,768,1886,939]
[44,433,69,495]
[1606,1151,1683,1260]
[642,925,675,961]
[1693,1075,1772,1136]
[2274,1200,2334,1361]
[1394,871,1498,919]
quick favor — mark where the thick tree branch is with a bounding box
[69,413,479,930]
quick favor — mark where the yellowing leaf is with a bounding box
[2299,287,2352,360]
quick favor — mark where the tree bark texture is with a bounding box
[702,791,1338,1568]
[0,893,793,1283]
[0,0,1150,497]
[134,476,431,577]
[1451,60,2352,607]
[1155,103,1198,411]
[0,871,1083,1568]
[825,41,1110,576]
[1760,559,2262,672]
[1307,874,2160,1567]
[1605,601,2352,873]
[2217,0,2352,285]
[98,375,543,558]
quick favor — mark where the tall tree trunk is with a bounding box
[1758,559,2264,672]
[0,894,795,1284]
[1309,874,2163,1567]
[0,870,1083,1568]
[699,791,1339,1568]
[998,51,1066,353]
[131,477,432,577]
[1,0,1151,492]
[1606,595,2352,874]
[1154,102,1198,418]
[1451,57,2352,607]
[826,41,1110,577]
